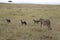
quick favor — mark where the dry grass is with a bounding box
[0,3,60,40]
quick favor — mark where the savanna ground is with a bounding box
[0,3,60,40]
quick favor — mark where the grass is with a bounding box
[0,3,60,40]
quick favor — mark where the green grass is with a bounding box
[0,3,60,40]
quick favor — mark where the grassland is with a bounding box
[0,3,60,40]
